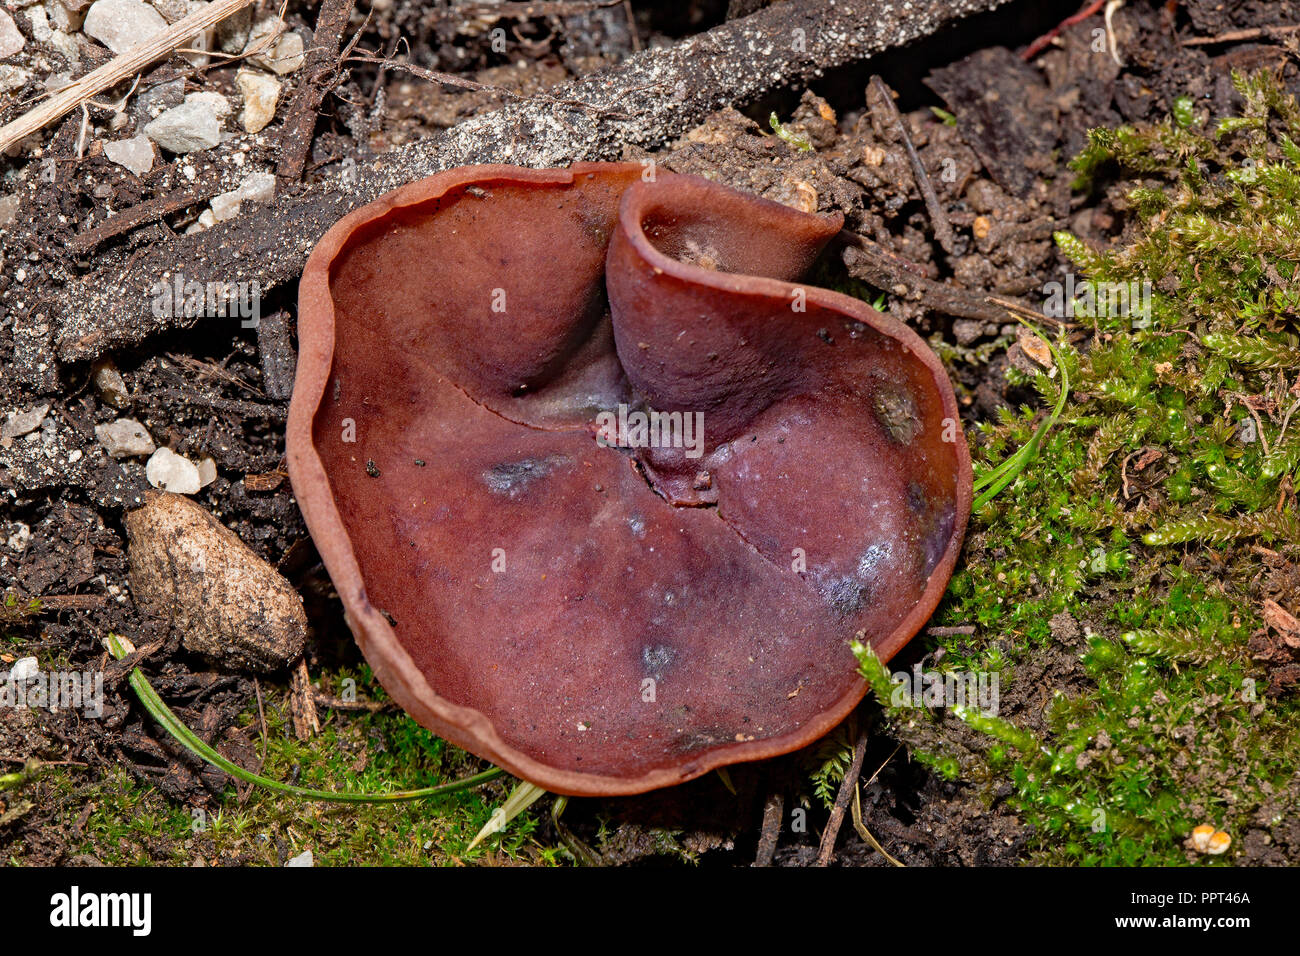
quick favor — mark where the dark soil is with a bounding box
[2,0,1297,866]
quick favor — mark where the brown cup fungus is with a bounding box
[287,163,972,796]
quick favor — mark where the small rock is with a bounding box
[45,1,85,34]
[146,446,201,493]
[134,77,184,120]
[48,28,81,66]
[239,170,274,204]
[0,65,31,94]
[236,69,280,133]
[143,92,227,153]
[196,455,216,487]
[0,194,19,227]
[246,17,305,75]
[2,403,50,441]
[95,418,155,458]
[210,189,242,221]
[102,134,154,176]
[9,657,39,682]
[215,3,250,52]
[124,491,308,671]
[84,0,168,55]
[150,0,187,21]
[26,6,52,43]
[187,90,232,119]
[0,11,25,57]
[6,522,31,553]
[952,319,984,346]
[285,849,313,867]
[209,171,275,221]
[1017,326,1054,369]
[93,360,130,407]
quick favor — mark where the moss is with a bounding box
[9,666,553,866]
[851,69,1300,865]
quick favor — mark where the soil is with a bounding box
[2,0,1297,866]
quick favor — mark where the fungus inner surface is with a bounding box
[294,164,969,792]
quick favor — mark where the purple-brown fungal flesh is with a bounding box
[286,162,972,796]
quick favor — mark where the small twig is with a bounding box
[71,183,228,254]
[869,75,955,255]
[850,742,905,866]
[1181,23,1300,47]
[148,387,287,421]
[277,0,359,183]
[0,0,258,153]
[457,0,623,18]
[815,728,868,866]
[753,791,785,867]
[342,54,634,119]
[312,690,392,712]
[839,231,1044,325]
[253,677,268,764]
[622,0,642,52]
[1021,0,1107,61]
[852,785,905,866]
[927,624,976,637]
[28,594,108,611]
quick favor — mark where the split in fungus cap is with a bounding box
[286,163,972,796]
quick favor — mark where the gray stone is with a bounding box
[95,418,155,458]
[83,0,167,55]
[0,194,20,228]
[0,10,25,57]
[2,403,50,440]
[144,92,227,153]
[103,133,154,176]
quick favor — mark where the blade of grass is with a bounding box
[467,780,548,851]
[105,633,504,803]
[972,320,1069,509]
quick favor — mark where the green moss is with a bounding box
[9,666,551,866]
[854,69,1300,865]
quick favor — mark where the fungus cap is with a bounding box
[287,163,972,796]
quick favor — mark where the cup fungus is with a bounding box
[287,162,972,796]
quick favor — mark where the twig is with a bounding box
[39,0,1019,369]
[815,728,868,866]
[253,676,268,764]
[28,594,108,611]
[839,232,1041,324]
[623,0,642,52]
[277,0,359,183]
[927,624,976,637]
[852,785,905,866]
[850,742,905,866]
[457,0,624,17]
[71,182,228,254]
[753,791,785,867]
[341,54,633,119]
[0,0,258,153]
[1181,24,1300,47]
[1021,0,1107,61]
[312,690,392,712]
[869,75,955,254]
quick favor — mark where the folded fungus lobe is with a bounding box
[287,163,972,795]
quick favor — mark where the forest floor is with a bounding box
[2,0,1298,866]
